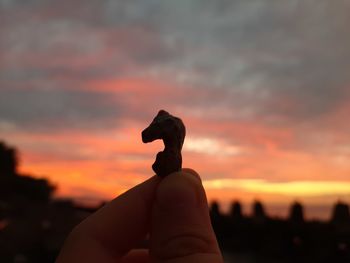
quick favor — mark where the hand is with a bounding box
[56,169,223,263]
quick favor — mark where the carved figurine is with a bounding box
[142,110,186,177]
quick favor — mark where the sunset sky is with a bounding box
[1,0,350,219]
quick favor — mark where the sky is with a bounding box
[1,0,350,219]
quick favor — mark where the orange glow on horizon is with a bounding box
[1,74,349,221]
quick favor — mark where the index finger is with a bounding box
[56,175,161,262]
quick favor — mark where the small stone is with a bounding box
[142,110,186,177]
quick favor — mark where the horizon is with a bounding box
[1,0,350,220]
[58,193,345,222]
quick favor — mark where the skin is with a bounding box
[56,169,223,263]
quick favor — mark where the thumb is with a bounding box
[149,170,223,263]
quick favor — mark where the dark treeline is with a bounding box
[0,141,97,263]
[210,200,350,262]
[0,142,54,202]
[0,141,349,263]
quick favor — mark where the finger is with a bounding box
[120,249,150,263]
[56,175,161,263]
[149,171,223,263]
[182,168,201,181]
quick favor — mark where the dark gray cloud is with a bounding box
[93,0,350,123]
[1,0,350,131]
[144,0,350,123]
[0,87,121,131]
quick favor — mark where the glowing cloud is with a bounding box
[184,137,241,156]
[204,179,350,197]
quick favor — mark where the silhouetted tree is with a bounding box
[289,201,304,224]
[230,201,243,221]
[0,141,18,177]
[0,141,54,202]
[210,201,221,218]
[209,201,226,239]
[13,175,55,201]
[331,201,350,224]
[253,200,266,221]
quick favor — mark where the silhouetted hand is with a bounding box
[56,169,223,263]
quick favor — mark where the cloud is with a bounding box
[1,0,350,210]
[2,1,350,124]
[0,87,121,131]
[203,178,350,197]
[184,136,241,156]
